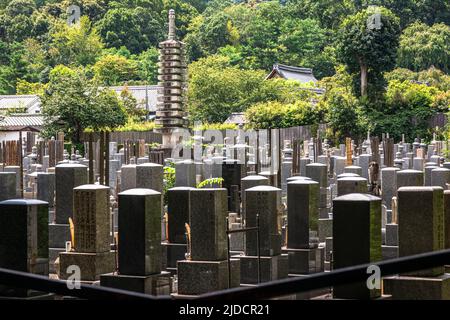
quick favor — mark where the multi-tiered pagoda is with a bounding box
[155,9,188,152]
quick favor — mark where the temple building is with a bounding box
[266,64,319,83]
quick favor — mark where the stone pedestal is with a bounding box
[384,274,450,300]
[239,255,288,285]
[283,247,324,275]
[59,251,115,281]
[101,272,172,295]
[177,259,240,295]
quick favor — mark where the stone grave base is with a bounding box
[282,247,324,275]
[287,274,331,299]
[334,282,381,300]
[49,247,65,273]
[59,251,116,281]
[383,273,450,300]
[177,259,240,296]
[100,271,172,295]
[318,218,332,242]
[161,242,187,271]
[239,254,288,285]
[382,245,398,260]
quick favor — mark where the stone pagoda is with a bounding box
[155,9,188,154]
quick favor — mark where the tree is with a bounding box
[245,100,326,129]
[0,0,36,42]
[324,90,369,142]
[50,16,103,66]
[336,6,400,97]
[397,22,450,73]
[96,7,163,54]
[41,65,127,143]
[188,54,321,123]
[93,54,139,86]
[137,47,159,84]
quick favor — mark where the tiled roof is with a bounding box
[266,64,318,83]
[108,85,161,112]
[0,114,44,131]
[0,95,40,111]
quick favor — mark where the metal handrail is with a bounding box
[0,249,449,300]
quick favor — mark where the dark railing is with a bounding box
[0,249,449,300]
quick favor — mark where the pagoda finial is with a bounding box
[168,9,176,40]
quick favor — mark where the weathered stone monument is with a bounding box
[284,180,323,275]
[333,193,382,299]
[240,186,288,284]
[59,185,115,282]
[154,9,188,156]
[162,187,193,272]
[49,164,87,272]
[384,187,450,299]
[0,199,49,297]
[101,189,171,294]
[177,188,240,295]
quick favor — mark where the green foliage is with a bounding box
[96,5,164,54]
[245,100,326,130]
[192,123,238,131]
[49,16,103,66]
[336,6,401,97]
[187,55,324,123]
[163,164,176,206]
[136,47,159,84]
[322,90,369,143]
[93,54,139,85]
[187,55,267,123]
[385,67,450,92]
[41,65,127,143]
[397,22,450,73]
[115,120,156,132]
[197,177,224,189]
[16,79,47,94]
